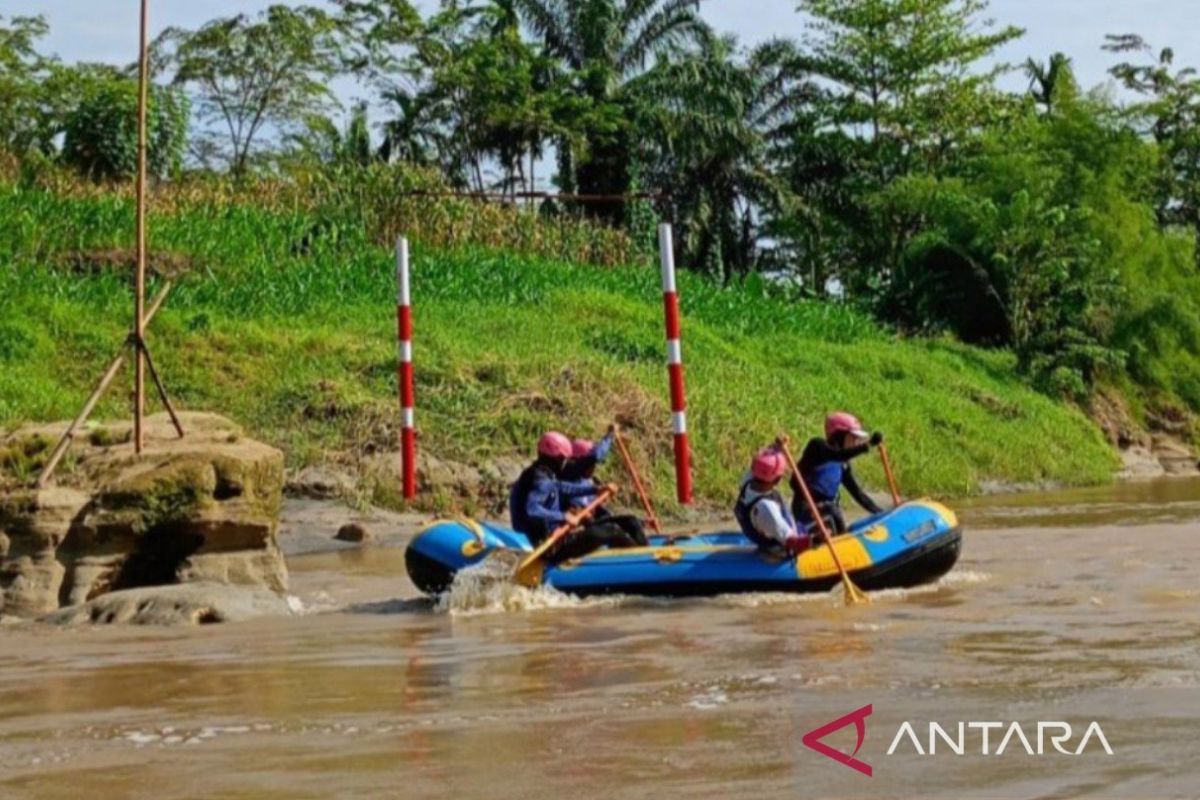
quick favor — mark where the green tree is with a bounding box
[873,88,1148,397]
[802,0,1022,172]
[0,15,65,155]
[1105,34,1200,268]
[1024,52,1078,113]
[398,5,584,193]
[634,35,818,280]
[794,0,1023,294]
[514,0,709,217]
[289,102,377,167]
[156,5,346,174]
[60,68,190,180]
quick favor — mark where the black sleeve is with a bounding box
[841,442,872,462]
[797,438,869,475]
[842,464,883,514]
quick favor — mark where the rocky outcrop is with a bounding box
[1091,390,1198,480]
[285,465,356,500]
[361,450,524,513]
[44,583,293,626]
[0,413,287,619]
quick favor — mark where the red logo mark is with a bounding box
[802,704,874,777]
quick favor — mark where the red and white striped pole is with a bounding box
[659,223,693,505]
[397,237,417,500]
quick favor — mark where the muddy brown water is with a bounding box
[2,478,1199,799]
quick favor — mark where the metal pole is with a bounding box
[659,224,693,505]
[397,237,417,500]
[133,0,150,453]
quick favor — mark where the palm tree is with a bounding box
[632,34,819,280]
[1024,52,1077,112]
[512,0,710,215]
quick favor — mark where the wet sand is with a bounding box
[1,478,1198,799]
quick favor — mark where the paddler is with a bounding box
[562,428,648,547]
[791,412,884,534]
[734,445,812,555]
[509,431,642,564]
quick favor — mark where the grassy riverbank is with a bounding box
[0,183,1119,511]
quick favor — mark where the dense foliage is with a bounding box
[2,1,1200,423]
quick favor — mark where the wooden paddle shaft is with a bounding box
[515,488,617,580]
[778,440,859,583]
[879,443,901,505]
[614,430,663,534]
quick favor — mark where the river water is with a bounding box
[2,478,1198,799]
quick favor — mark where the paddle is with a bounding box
[514,487,617,588]
[611,423,663,535]
[878,442,902,506]
[777,436,870,606]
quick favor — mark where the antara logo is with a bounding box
[803,706,1115,777]
[802,704,874,777]
[886,720,1114,757]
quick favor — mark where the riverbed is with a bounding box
[2,478,1198,799]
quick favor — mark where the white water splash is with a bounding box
[435,560,989,615]
[715,591,836,609]
[435,555,626,616]
[864,569,993,603]
[940,569,992,586]
[686,688,729,710]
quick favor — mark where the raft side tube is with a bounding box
[403,501,962,598]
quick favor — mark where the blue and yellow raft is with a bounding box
[405,500,963,598]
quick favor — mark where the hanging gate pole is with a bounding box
[659,224,693,505]
[396,237,417,500]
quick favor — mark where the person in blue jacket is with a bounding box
[509,431,640,564]
[791,411,885,534]
[562,428,647,547]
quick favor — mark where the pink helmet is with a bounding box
[537,431,573,459]
[825,411,868,440]
[571,439,595,459]
[751,447,788,483]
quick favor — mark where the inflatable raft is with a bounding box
[406,500,963,598]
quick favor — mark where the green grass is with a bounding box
[0,182,1119,511]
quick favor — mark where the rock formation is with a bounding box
[0,413,287,619]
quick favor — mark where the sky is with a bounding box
[6,0,1200,102]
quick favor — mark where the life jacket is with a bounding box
[734,479,797,549]
[806,460,845,503]
[509,461,554,541]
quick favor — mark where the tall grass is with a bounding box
[4,158,639,268]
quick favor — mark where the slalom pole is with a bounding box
[396,237,417,500]
[659,224,693,504]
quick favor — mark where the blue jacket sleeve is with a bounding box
[592,433,615,463]
[558,478,600,500]
[525,475,568,526]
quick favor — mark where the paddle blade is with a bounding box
[843,579,870,605]
[513,556,545,589]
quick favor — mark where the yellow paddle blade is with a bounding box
[513,555,545,589]
[843,579,870,605]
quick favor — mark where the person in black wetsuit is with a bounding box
[561,428,648,548]
[791,411,886,534]
[508,431,642,565]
